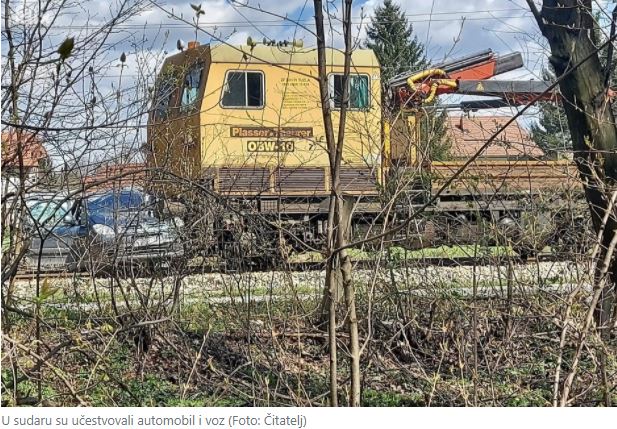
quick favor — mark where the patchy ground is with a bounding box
[3,258,614,407]
[10,260,591,305]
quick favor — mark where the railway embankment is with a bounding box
[10,260,591,311]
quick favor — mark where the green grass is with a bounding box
[362,389,425,406]
[3,288,604,407]
[391,244,514,259]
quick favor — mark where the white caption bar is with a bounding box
[0,407,612,429]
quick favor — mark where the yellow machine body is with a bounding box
[147,43,382,198]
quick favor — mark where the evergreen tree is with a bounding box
[530,68,572,157]
[366,0,426,89]
[366,0,449,160]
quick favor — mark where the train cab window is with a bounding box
[329,74,370,109]
[181,63,204,109]
[153,74,174,120]
[221,71,264,108]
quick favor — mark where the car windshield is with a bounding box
[26,198,71,227]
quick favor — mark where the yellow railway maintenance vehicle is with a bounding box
[148,41,383,204]
[147,40,582,256]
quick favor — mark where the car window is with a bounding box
[26,199,71,227]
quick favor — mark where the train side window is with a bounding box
[153,75,174,120]
[329,74,370,109]
[221,71,264,108]
[181,63,204,109]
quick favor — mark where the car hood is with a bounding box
[89,212,179,236]
[28,224,81,247]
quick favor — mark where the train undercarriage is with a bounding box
[159,182,589,271]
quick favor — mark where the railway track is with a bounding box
[12,252,567,280]
[283,253,563,272]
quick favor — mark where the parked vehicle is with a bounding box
[72,188,184,271]
[22,192,80,271]
[22,188,184,273]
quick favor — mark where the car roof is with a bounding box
[86,186,144,197]
[25,192,70,203]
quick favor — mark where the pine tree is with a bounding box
[366,0,426,89]
[366,0,449,160]
[530,68,572,157]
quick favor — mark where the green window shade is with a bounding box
[331,74,370,109]
[350,75,369,109]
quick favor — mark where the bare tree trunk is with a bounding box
[313,0,339,406]
[337,0,361,407]
[338,196,360,406]
[326,262,338,407]
[313,0,360,406]
[527,0,617,406]
[527,0,617,331]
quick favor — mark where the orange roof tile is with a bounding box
[84,163,147,193]
[446,115,544,159]
[1,130,48,169]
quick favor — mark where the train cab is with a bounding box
[147,40,383,210]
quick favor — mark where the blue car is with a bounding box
[24,188,184,273]
[22,193,81,271]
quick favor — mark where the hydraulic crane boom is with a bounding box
[388,49,523,89]
[389,49,558,109]
[384,49,563,169]
[385,48,616,169]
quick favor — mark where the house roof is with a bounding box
[84,163,146,193]
[446,115,544,159]
[1,130,48,169]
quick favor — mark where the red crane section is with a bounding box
[389,49,561,109]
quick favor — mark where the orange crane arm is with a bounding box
[390,49,525,107]
[392,49,616,110]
